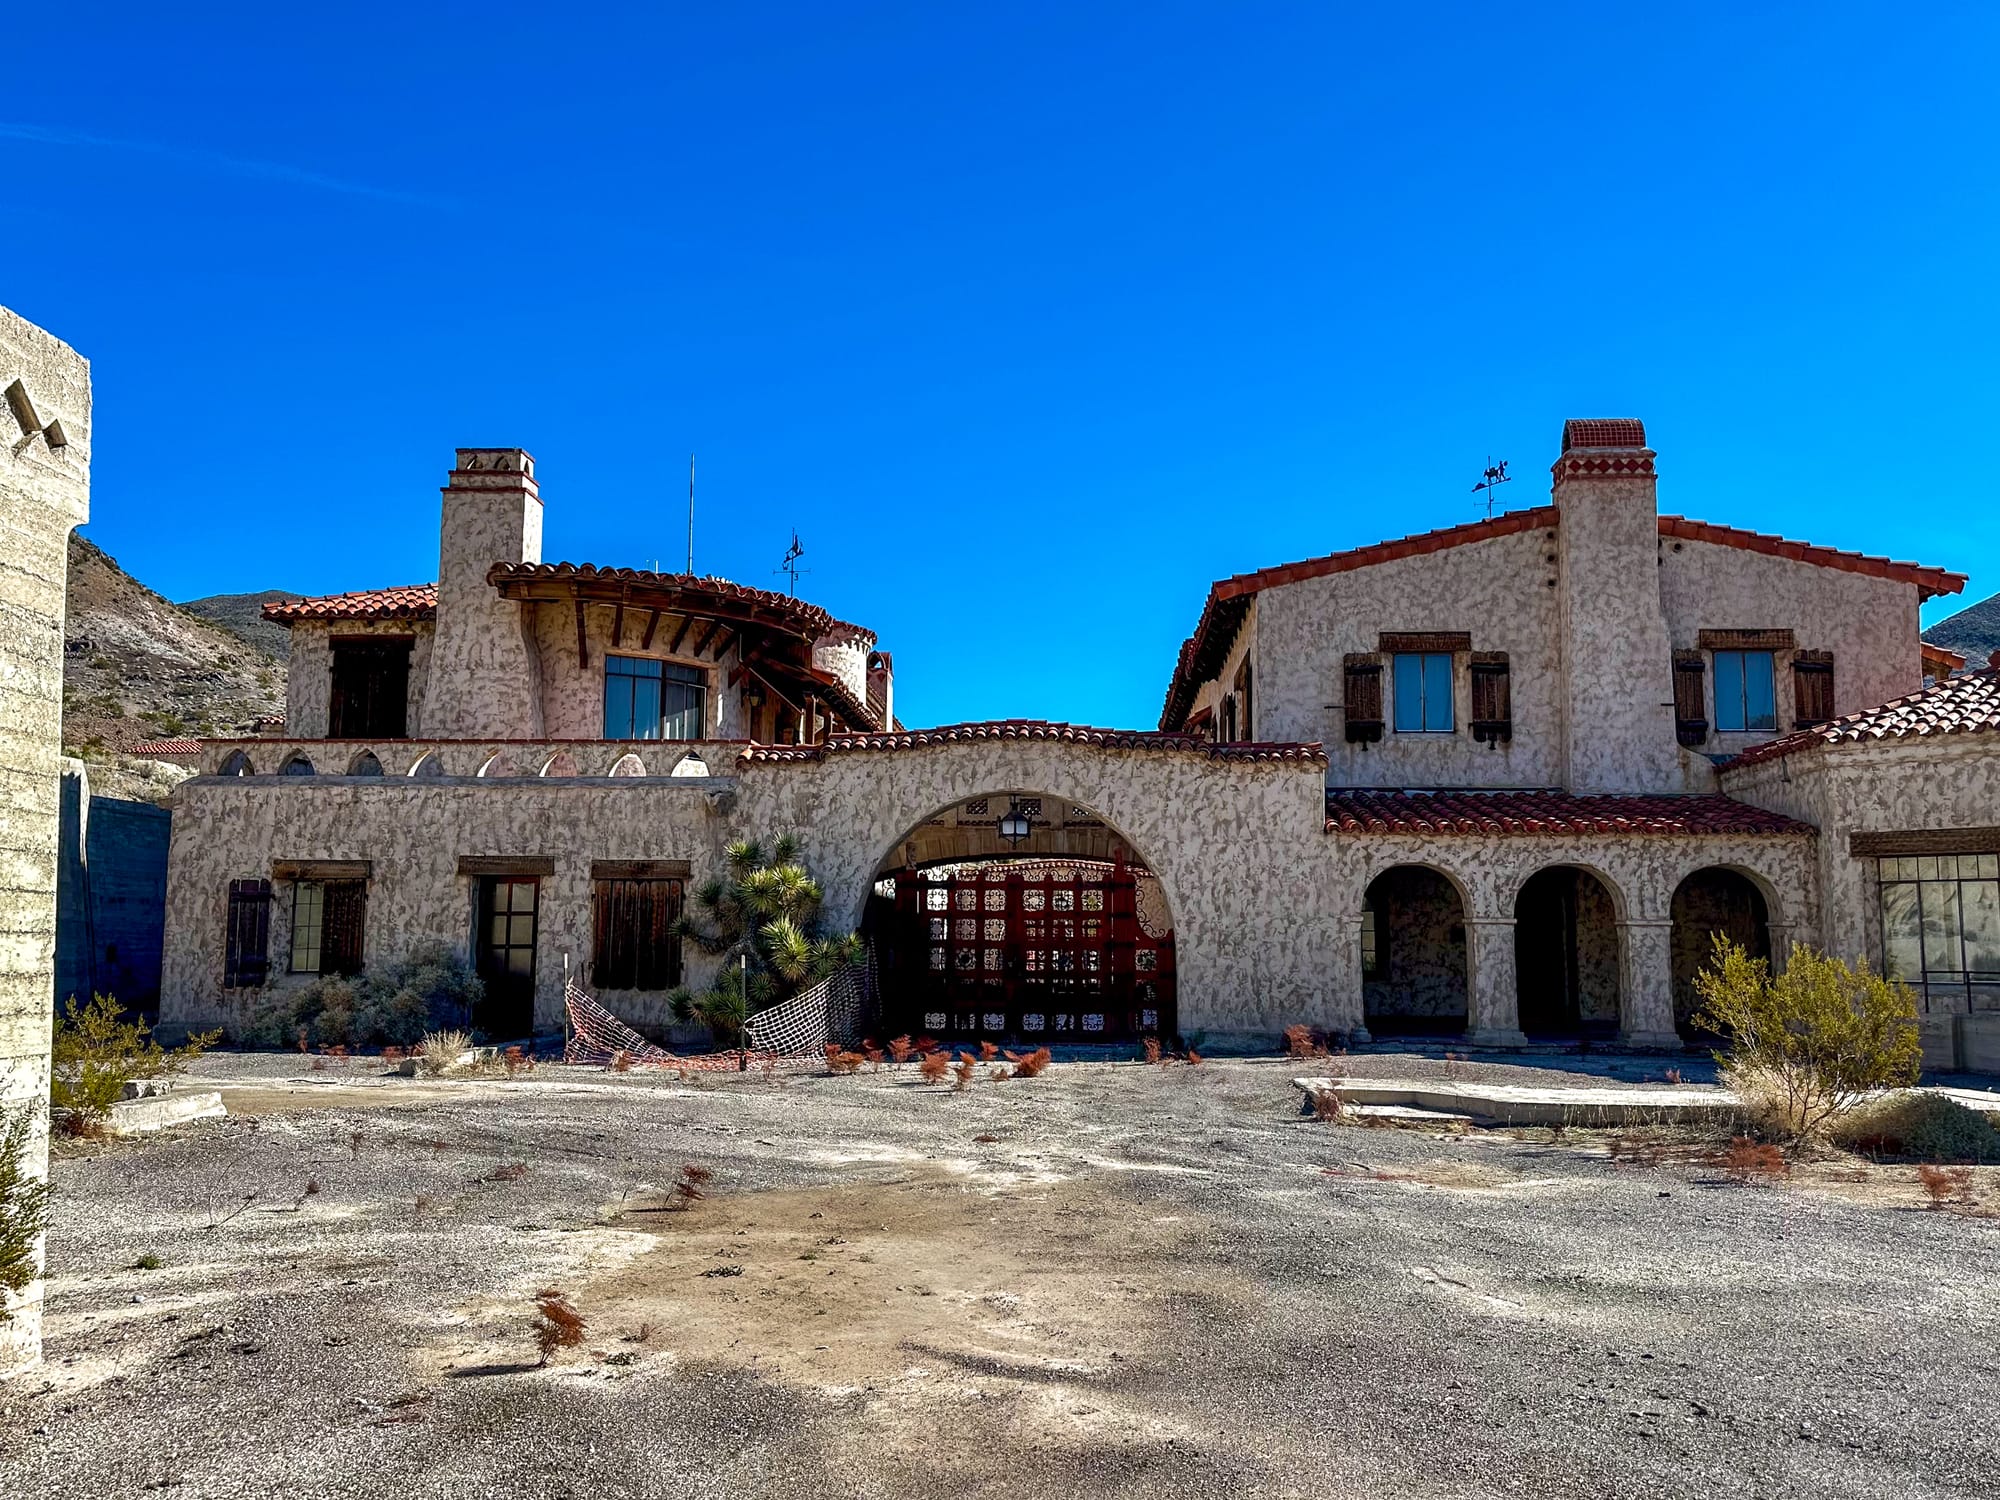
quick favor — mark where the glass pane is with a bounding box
[291,883,323,972]
[1424,654,1455,732]
[602,677,633,739]
[511,881,538,913]
[489,915,510,945]
[661,681,704,741]
[1963,880,2000,978]
[1744,652,1776,731]
[1977,854,1999,880]
[1881,881,1922,982]
[632,677,663,740]
[1921,882,1963,979]
[506,948,533,977]
[1713,652,1744,731]
[1392,654,1424,733]
[509,915,535,946]
[1919,856,1941,881]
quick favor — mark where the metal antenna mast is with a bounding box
[1472,456,1513,517]
[776,530,807,595]
[686,454,695,575]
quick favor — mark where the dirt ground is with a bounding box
[5,1053,1999,1499]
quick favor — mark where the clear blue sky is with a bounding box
[6,3,1995,730]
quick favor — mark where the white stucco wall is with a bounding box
[284,619,436,740]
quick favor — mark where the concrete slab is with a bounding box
[1294,1077,1739,1127]
[104,1090,225,1137]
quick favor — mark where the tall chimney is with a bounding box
[1551,420,1682,793]
[423,448,544,738]
[867,651,894,731]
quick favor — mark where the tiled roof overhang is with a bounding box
[1325,788,1813,837]
[1722,667,2000,771]
[264,584,437,623]
[128,738,203,756]
[486,562,865,641]
[739,719,1329,765]
[1658,516,1965,601]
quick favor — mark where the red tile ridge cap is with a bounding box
[1659,515,1965,600]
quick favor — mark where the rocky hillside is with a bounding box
[180,588,302,661]
[1924,591,2000,670]
[62,535,288,802]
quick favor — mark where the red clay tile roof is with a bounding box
[127,738,204,756]
[1659,516,1964,601]
[739,719,1328,765]
[1562,418,1648,449]
[1922,642,1969,674]
[487,562,874,643]
[264,584,437,623]
[1722,666,2000,770]
[1325,788,1812,837]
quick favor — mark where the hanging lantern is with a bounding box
[997,798,1032,845]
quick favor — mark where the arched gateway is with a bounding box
[862,791,1178,1044]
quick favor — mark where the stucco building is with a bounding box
[158,422,1999,1068]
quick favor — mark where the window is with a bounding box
[1392,653,1454,733]
[591,878,685,989]
[1360,903,1384,979]
[1233,659,1254,742]
[1672,653,1708,746]
[328,637,413,738]
[289,880,367,976]
[1469,653,1512,744]
[1712,650,1777,732]
[1343,656,1384,744]
[1878,854,2000,1010]
[604,656,707,740]
[1792,651,1835,728]
[224,879,272,988]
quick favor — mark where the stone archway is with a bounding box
[1671,867,1772,1039]
[1514,865,1624,1039]
[861,791,1177,1045]
[1361,865,1469,1038]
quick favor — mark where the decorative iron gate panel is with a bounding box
[882,860,1175,1041]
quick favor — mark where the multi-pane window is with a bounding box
[1712,650,1777,732]
[224,879,272,988]
[590,878,684,989]
[1392,653,1454,733]
[603,655,707,740]
[1878,854,2000,1010]
[289,880,367,976]
[1360,903,1384,978]
[328,638,413,738]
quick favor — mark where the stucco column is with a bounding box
[1766,922,1797,972]
[1338,910,1370,1045]
[1465,917,1527,1048]
[1618,918,1681,1049]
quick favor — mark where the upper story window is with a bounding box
[1712,650,1777,732]
[1392,653,1454,733]
[328,637,413,738]
[604,655,707,740]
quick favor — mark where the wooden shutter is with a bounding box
[1792,651,1835,728]
[321,881,368,976]
[1469,653,1512,745]
[592,878,684,990]
[224,879,272,988]
[1672,652,1708,747]
[1343,655,1384,745]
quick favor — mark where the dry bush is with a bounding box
[888,1035,916,1065]
[1284,1023,1327,1059]
[1916,1164,1974,1210]
[1662,1068,1683,1086]
[1308,1086,1346,1122]
[952,1053,976,1091]
[861,1042,885,1071]
[1,1107,51,1320]
[418,1029,473,1077]
[503,1045,535,1076]
[1720,1137,1789,1185]
[1186,1048,1204,1065]
[987,1064,1009,1081]
[1011,1047,1052,1079]
[532,1289,586,1366]
[382,1046,405,1067]
[824,1046,865,1075]
[1833,1091,2000,1163]
[914,1035,941,1055]
[610,1050,635,1074]
[671,1162,714,1210]
[978,1041,999,1061]
[1142,1037,1163,1066]
[51,994,218,1132]
[918,1052,950,1085]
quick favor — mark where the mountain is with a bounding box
[180,588,304,662]
[1923,591,2000,670]
[62,535,288,803]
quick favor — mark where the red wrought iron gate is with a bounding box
[880,859,1176,1042]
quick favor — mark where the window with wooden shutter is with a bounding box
[1792,650,1835,728]
[1469,652,1512,745]
[328,637,414,738]
[224,879,273,988]
[1343,655,1384,745]
[591,877,685,990]
[1672,653,1708,747]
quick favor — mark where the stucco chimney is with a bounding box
[867,651,894,731]
[423,448,545,738]
[1551,420,1682,793]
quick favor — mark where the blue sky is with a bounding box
[6,3,1995,730]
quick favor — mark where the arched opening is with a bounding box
[409,751,446,778]
[540,751,579,778]
[477,752,514,778]
[219,750,253,777]
[278,753,315,777]
[608,753,647,777]
[348,751,384,776]
[669,752,710,778]
[1671,868,1771,1040]
[1514,866,1623,1039]
[1361,865,1468,1038]
[862,792,1176,1045]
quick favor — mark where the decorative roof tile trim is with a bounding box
[486,561,855,639]
[1159,507,1559,729]
[1659,516,1965,601]
[1561,418,1647,450]
[263,584,437,623]
[1722,666,2000,770]
[1325,788,1813,838]
[738,719,1328,766]
[1921,641,1968,673]
[128,738,203,756]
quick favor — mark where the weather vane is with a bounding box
[776,530,808,595]
[1472,457,1512,517]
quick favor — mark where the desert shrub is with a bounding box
[0,1108,52,1321]
[1832,1091,2000,1163]
[888,1036,915,1065]
[51,994,217,1132]
[532,1289,586,1365]
[952,1053,975,1091]
[1307,1086,1346,1122]
[917,1052,950,1085]
[1719,1137,1789,1184]
[1695,938,1921,1149]
[670,1163,712,1210]
[245,942,482,1050]
[417,1029,473,1077]
[1916,1164,1975,1210]
[1009,1048,1052,1079]
[1142,1037,1163,1066]
[824,1046,865,1075]
[1284,1023,1328,1059]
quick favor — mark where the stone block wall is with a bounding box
[0,305,89,1374]
[55,760,172,1013]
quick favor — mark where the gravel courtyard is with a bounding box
[4,1052,1998,1500]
